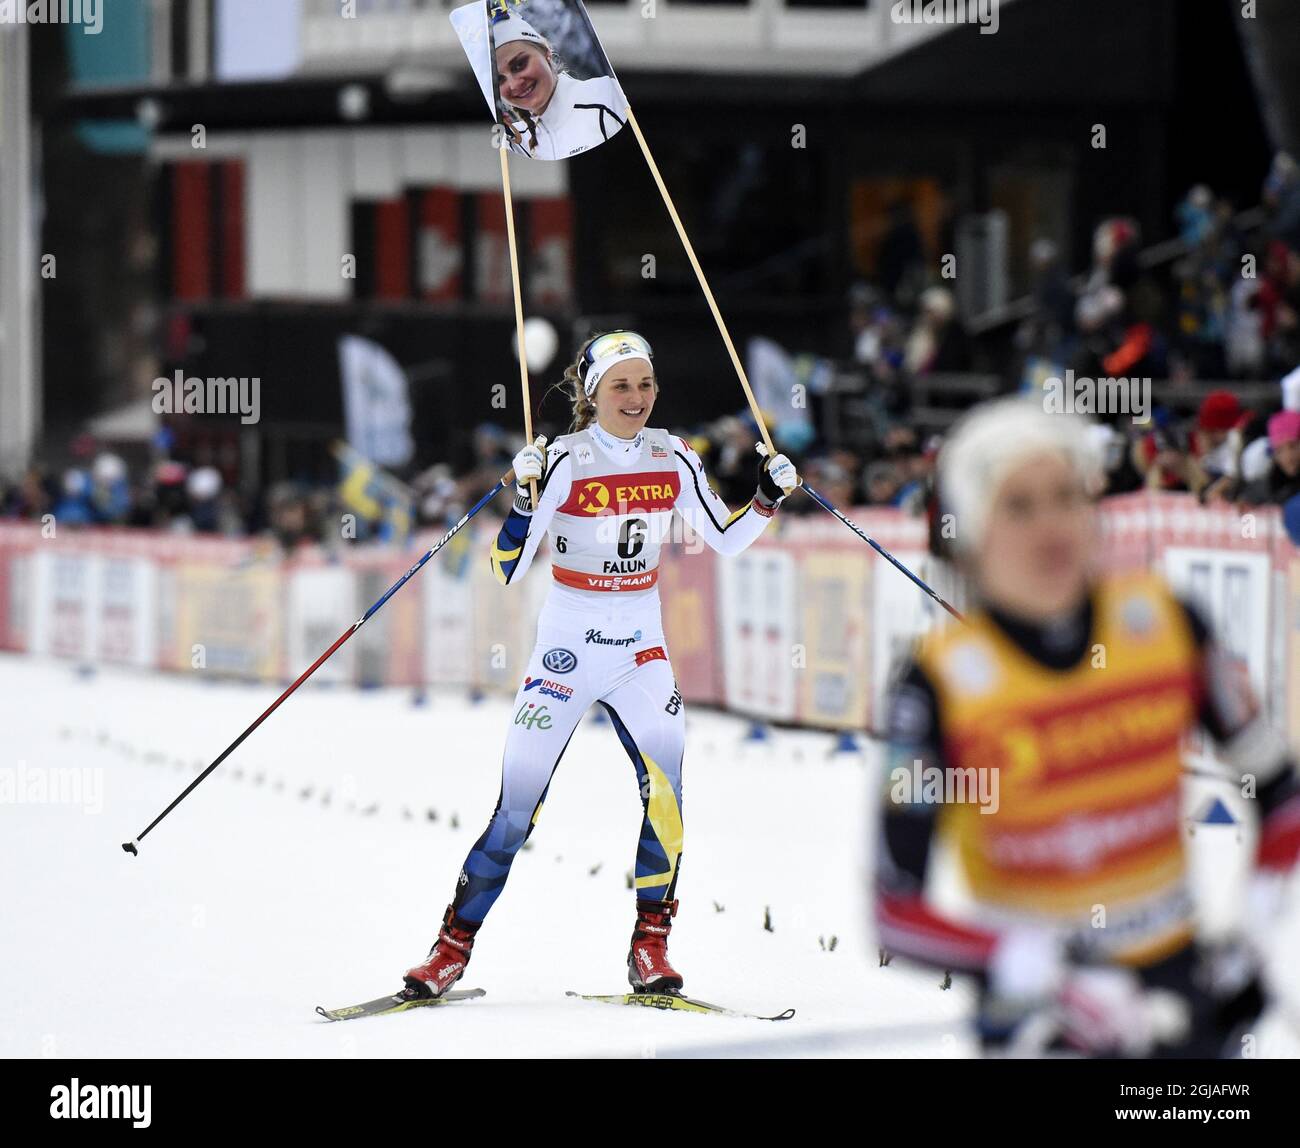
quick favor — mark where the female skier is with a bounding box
[875,397,1300,1056]
[404,331,798,997]
[491,13,627,160]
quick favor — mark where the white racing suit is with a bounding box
[451,421,779,922]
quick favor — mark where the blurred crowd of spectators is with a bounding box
[7,154,1300,545]
[769,151,1300,525]
[1008,154,1300,390]
[0,433,333,549]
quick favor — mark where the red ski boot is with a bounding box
[404,905,480,998]
[628,898,684,994]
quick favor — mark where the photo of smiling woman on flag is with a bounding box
[486,0,627,160]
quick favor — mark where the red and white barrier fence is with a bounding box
[0,492,1294,739]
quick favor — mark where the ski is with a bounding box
[316,986,485,1022]
[565,990,794,1021]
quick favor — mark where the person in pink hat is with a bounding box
[1241,409,1300,505]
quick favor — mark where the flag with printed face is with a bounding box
[449,0,628,161]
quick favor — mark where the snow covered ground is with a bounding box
[2,653,1297,1058]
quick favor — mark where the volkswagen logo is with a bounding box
[542,648,578,674]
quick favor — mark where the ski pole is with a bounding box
[122,469,514,856]
[797,481,964,623]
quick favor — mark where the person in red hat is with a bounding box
[1133,389,1245,497]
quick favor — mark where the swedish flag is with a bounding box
[333,442,413,544]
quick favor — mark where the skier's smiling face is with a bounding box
[593,361,657,439]
[496,44,556,115]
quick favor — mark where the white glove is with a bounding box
[989,926,1066,1002]
[755,444,799,503]
[767,453,798,494]
[1056,967,1181,1056]
[512,436,547,509]
[989,929,1186,1056]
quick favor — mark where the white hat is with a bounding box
[1241,435,1273,483]
[92,452,127,485]
[939,397,1099,553]
[492,13,548,51]
[186,465,223,501]
[1281,364,1300,412]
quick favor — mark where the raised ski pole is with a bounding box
[626,107,958,619]
[624,106,775,458]
[798,481,965,623]
[121,469,514,856]
[497,144,541,509]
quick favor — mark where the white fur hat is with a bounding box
[938,396,1100,552]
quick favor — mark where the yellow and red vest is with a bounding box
[915,573,1201,966]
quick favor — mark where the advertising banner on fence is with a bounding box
[717,545,799,722]
[93,555,158,668]
[29,550,96,663]
[797,547,871,730]
[421,528,477,690]
[286,563,357,687]
[658,544,721,708]
[172,562,281,680]
[3,495,1299,747]
[352,554,424,688]
[0,523,35,653]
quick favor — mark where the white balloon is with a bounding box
[186,465,223,501]
[513,318,559,373]
[92,452,127,485]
